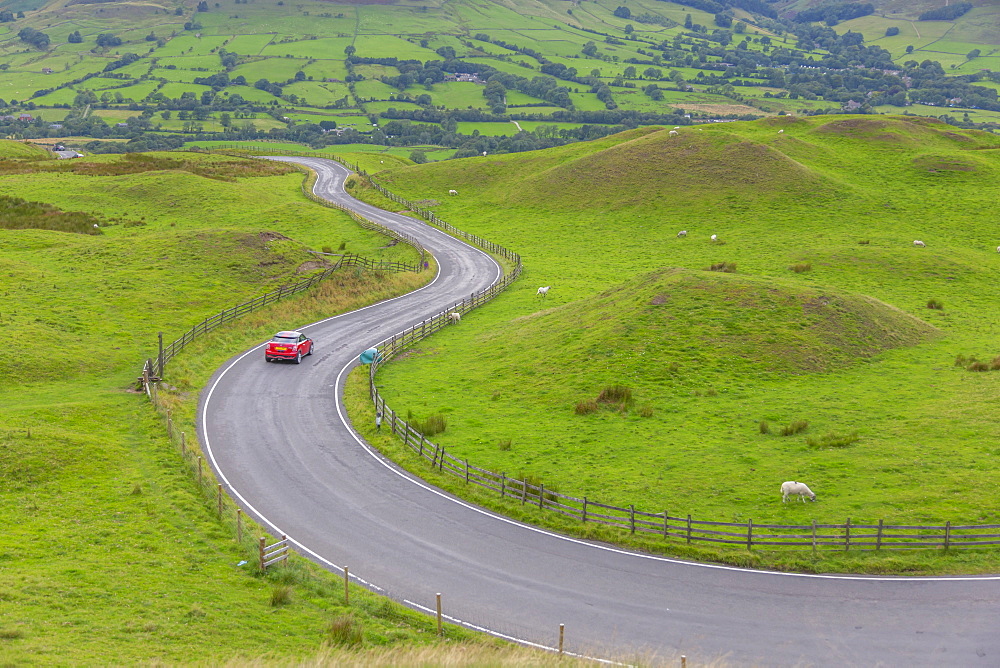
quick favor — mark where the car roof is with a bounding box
[275,330,302,337]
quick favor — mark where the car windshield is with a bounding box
[272,336,297,344]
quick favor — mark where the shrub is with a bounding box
[967,361,991,372]
[954,354,970,366]
[857,239,870,245]
[789,262,812,273]
[321,245,333,254]
[992,356,1000,371]
[926,299,944,310]
[337,241,346,250]
[598,384,633,405]
[637,405,654,417]
[270,585,293,607]
[409,412,446,436]
[327,614,363,647]
[759,420,770,434]
[780,420,809,436]
[497,439,512,451]
[575,399,598,414]
[707,261,737,272]
[806,431,859,449]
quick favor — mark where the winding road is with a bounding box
[199,158,999,666]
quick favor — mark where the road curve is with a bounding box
[200,158,999,666]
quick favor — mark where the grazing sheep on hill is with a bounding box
[669,130,679,137]
[996,246,999,253]
[778,129,784,134]
[781,481,816,503]
[677,230,687,237]
[710,234,718,241]
[537,286,551,297]
[913,240,926,247]
[447,312,461,323]
[448,189,458,195]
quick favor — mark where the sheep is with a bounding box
[781,481,816,503]
[447,312,461,323]
[669,130,679,137]
[536,286,551,297]
[674,126,680,129]
[996,246,1000,253]
[448,189,458,195]
[778,129,784,134]
[710,234,718,241]
[677,230,687,238]
[913,240,926,247]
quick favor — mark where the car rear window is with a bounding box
[272,336,297,344]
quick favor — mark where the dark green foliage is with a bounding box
[759,420,771,434]
[613,5,631,19]
[780,420,809,436]
[17,27,49,50]
[885,27,899,37]
[68,30,82,43]
[919,2,972,21]
[95,33,121,48]
[0,195,100,234]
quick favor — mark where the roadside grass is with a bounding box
[0,147,470,664]
[355,116,1000,571]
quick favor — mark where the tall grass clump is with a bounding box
[270,585,293,607]
[706,262,737,273]
[780,420,809,436]
[927,298,944,310]
[575,399,598,414]
[497,438,512,451]
[806,432,860,449]
[759,420,771,434]
[407,411,446,436]
[597,384,633,406]
[789,262,812,273]
[327,614,363,647]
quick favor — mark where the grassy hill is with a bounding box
[364,115,1000,568]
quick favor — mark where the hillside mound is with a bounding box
[0,139,51,160]
[505,127,835,211]
[499,269,938,377]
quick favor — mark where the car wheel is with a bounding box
[265,357,272,363]
[307,342,314,356]
[295,351,302,364]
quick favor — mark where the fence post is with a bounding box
[521,478,527,505]
[582,497,588,523]
[464,459,469,483]
[845,517,851,551]
[747,519,753,550]
[259,536,265,571]
[876,519,883,550]
[500,472,506,498]
[559,624,565,655]
[436,593,442,636]
[944,520,951,550]
[438,447,445,471]
[344,566,350,605]
[217,483,223,518]
[198,456,203,484]
[686,514,692,543]
[418,434,424,458]
[812,520,817,555]
[538,483,544,509]
[157,331,164,378]
[181,431,186,455]
[630,505,635,534]
[237,508,243,543]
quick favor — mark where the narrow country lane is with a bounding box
[199,158,1000,666]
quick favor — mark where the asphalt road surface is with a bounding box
[199,157,999,666]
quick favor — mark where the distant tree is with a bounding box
[624,24,633,35]
[967,49,981,60]
[643,67,662,79]
[294,70,306,81]
[197,0,209,10]
[145,31,157,41]
[95,34,122,48]
[68,30,83,43]
[435,45,455,59]
[409,149,428,164]
[0,11,14,22]
[160,110,171,119]
[174,7,183,14]
[16,11,23,18]
[613,6,630,19]
[714,13,732,28]
[582,41,598,57]
[624,65,636,78]
[219,112,231,127]
[918,2,972,21]
[735,22,746,34]
[684,13,692,29]
[906,45,914,54]
[17,27,50,50]
[885,27,899,37]
[344,45,355,57]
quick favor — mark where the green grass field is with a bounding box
[364,115,1000,571]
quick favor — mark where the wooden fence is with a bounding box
[358,173,1000,552]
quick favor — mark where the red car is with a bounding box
[265,330,314,364]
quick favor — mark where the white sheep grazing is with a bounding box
[996,246,1000,253]
[448,189,458,195]
[778,129,784,134]
[913,240,926,247]
[536,286,551,297]
[781,481,816,503]
[669,130,679,137]
[447,312,461,323]
[710,234,718,241]
[677,230,687,238]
